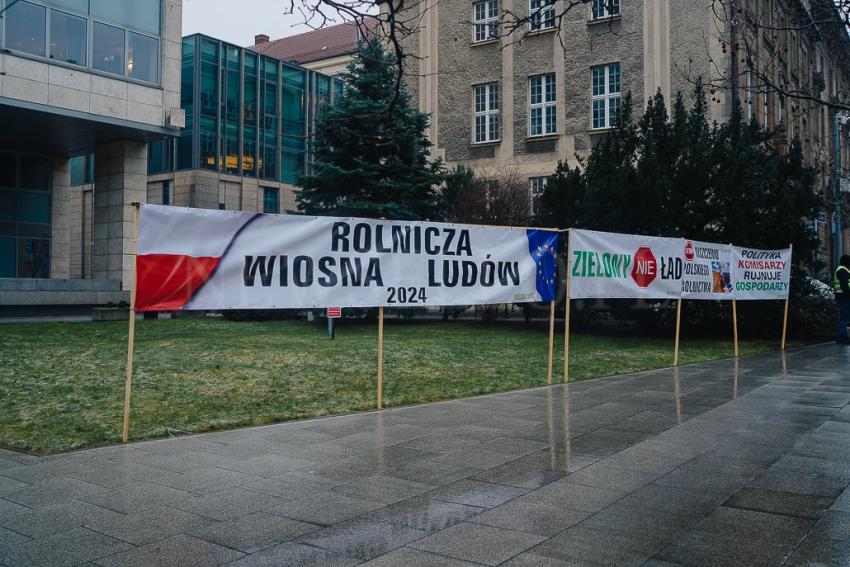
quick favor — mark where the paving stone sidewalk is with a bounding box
[1,344,850,566]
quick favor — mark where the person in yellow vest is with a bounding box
[835,255,850,344]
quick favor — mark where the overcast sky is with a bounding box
[182,0,314,47]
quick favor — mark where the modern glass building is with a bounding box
[146,34,343,213]
[0,0,182,305]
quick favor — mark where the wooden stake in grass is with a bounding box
[730,243,739,358]
[377,306,384,410]
[122,202,141,444]
[781,243,793,351]
[547,300,555,385]
[563,229,572,383]
[673,298,682,367]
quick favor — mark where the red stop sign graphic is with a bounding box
[684,241,695,261]
[631,246,657,288]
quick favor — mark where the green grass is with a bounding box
[0,318,784,454]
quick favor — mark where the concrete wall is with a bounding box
[303,55,353,77]
[50,158,72,279]
[92,141,148,289]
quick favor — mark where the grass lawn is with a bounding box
[0,317,784,454]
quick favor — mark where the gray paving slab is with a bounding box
[297,518,428,562]
[1,343,849,566]
[0,498,125,539]
[410,521,546,565]
[467,499,591,536]
[186,511,319,553]
[224,541,359,567]
[92,534,244,567]
[84,505,215,545]
[724,487,834,519]
[358,547,481,566]
[1,527,133,567]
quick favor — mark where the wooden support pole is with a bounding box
[673,298,683,367]
[547,300,555,385]
[377,306,384,410]
[730,243,739,358]
[781,243,793,350]
[732,298,740,358]
[122,203,141,444]
[563,229,572,383]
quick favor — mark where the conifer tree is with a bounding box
[296,39,447,220]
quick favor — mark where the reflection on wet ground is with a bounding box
[1,344,849,566]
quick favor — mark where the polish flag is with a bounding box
[135,205,259,312]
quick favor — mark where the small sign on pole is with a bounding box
[327,307,341,339]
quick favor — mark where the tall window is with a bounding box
[591,0,620,19]
[591,63,621,129]
[529,0,555,31]
[529,177,548,216]
[162,181,171,205]
[530,74,556,137]
[473,0,499,42]
[263,187,279,214]
[474,83,500,143]
[4,1,46,56]
[0,152,51,279]
[50,9,87,65]
[92,22,125,76]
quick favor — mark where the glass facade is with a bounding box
[0,152,51,278]
[0,0,162,84]
[149,34,343,187]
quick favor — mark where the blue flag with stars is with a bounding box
[526,230,558,301]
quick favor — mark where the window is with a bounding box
[89,0,161,35]
[529,177,548,216]
[70,154,94,185]
[263,187,280,214]
[530,74,556,136]
[283,66,307,135]
[243,126,257,177]
[92,21,125,76]
[50,10,86,65]
[474,83,500,143]
[128,32,158,83]
[0,152,51,279]
[162,181,171,205]
[5,1,46,56]
[473,0,499,42]
[591,0,620,20]
[281,135,305,184]
[591,63,621,129]
[333,77,345,101]
[529,0,555,31]
[316,75,331,109]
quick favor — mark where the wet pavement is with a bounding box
[1,343,849,566]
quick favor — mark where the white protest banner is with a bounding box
[134,205,559,311]
[568,229,683,299]
[681,240,734,300]
[732,246,792,300]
